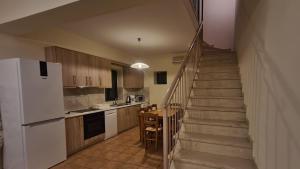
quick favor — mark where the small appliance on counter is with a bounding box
[135,95,145,102]
[126,96,131,104]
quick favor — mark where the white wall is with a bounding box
[0,0,78,24]
[235,0,300,169]
[0,33,46,60]
[143,54,181,107]
[22,29,134,64]
[203,0,237,49]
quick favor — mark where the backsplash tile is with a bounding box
[63,87,148,111]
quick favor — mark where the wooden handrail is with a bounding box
[161,23,203,107]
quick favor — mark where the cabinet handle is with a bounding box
[86,76,88,86]
[99,77,101,87]
[89,77,92,86]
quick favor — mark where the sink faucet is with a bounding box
[112,98,118,105]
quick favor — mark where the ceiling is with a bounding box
[0,0,196,57]
[60,0,196,56]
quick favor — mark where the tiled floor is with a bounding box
[52,127,163,169]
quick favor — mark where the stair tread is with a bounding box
[197,71,239,75]
[180,132,251,148]
[174,150,257,169]
[190,96,244,100]
[187,106,246,113]
[195,78,241,81]
[184,118,248,128]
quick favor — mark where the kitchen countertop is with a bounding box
[65,102,147,118]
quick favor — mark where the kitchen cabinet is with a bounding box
[97,58,112,88]
[65,116,84,156]
[77,52,90,87]
[45,46,112,88]
[123,68,144,89]
[117,105,140,133]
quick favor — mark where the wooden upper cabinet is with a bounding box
[77,52,90,87]
[123,68,144,89]
[97,58,112,88]
[45,46,112,88]
[89,55,99,87]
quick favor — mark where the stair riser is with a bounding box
[172,161,212,169]
[196,72,240,81]
[190,98,244,108]
[202,56,235,61]
[198,67,239,73]
[200,60,237,67]
[179,140,252,159]
[194,80,241,88]
[192,88,242,97]
[182,123,248,138]
[187,110,246,121]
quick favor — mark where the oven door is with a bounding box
[83,112,105,140]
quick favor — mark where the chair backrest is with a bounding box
[143,112,159,128]
[151,104,158,110]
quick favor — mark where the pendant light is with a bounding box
[130,37,150,69]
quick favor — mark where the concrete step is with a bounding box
[179,132,252,159]
[201,55,236,61]
[190,96,245,108]
[187,106,246,113]
[194,79,242,89]
[186,108,246,121]
[196,72,240,81]
[173,150,257,169]
[199,59,238,66]
[171,161,212,169]
[197,66,239,73]
[192,88,242,97]
[182,118,249,138]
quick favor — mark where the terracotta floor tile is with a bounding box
[118,164,140,169]
[52,127,162,169]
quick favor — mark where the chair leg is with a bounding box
[155,131,158,150]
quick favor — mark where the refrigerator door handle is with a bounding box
[22,117,65,127]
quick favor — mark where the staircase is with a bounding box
[170,48,257,169]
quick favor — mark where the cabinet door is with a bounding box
[59,48,77,87]
[97,58,112,88]
[77,52,89,87]
[65,116,84,156]
[117,108,127,133]
[45,47,76,87]
[89,55,99,87]
[128,106,140,127]
[123,68,144,89]
[138,71,144,88]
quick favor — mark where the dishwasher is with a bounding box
[105,109,118,140]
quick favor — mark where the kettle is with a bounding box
[126,96,131,104]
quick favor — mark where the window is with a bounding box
[105,70,118,101]
[154,71,167,84]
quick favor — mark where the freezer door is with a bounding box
[19,59,65,124]
[23,118,66,169]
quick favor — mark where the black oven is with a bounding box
[83,111,105,140]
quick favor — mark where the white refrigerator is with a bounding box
[0,58,67,169]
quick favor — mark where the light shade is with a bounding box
[130,62,150,69]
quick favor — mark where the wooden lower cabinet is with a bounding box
[117,105,140,133]
[65,116,84,156]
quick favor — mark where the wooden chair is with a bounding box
[151,104,158,111]
[143,112,162,150]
